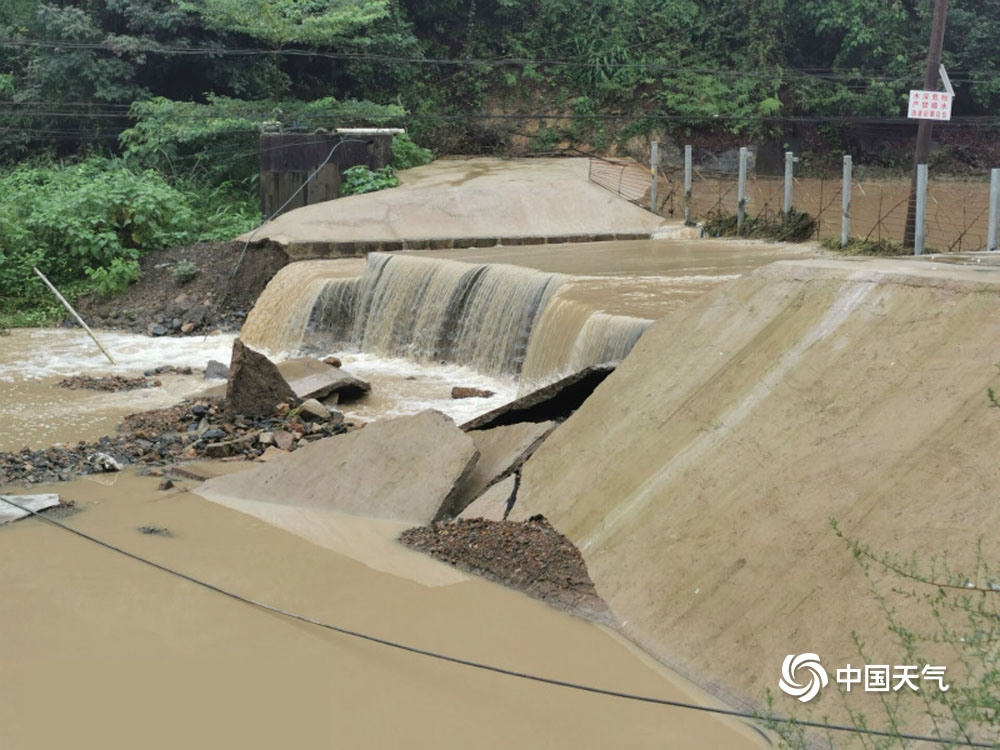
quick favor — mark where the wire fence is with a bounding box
[591,155,997,252]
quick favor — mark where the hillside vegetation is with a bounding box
[1,0,998,321]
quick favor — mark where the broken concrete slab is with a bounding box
[195,410,478,524]
[449,421,555,516]
[457,475,516,522]
[276,356,371,402]
[0,494,60,525]
[461,365,615,431]
[225,339,295,418]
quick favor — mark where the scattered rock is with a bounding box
[148,323,168,337]
[451,386,496,399]
[224,339,296,418]
[298,398,331,421]
[157,478,174,491]
[0,393,351,487]
[89,452,123,472]
[200,427,228,442]
[322,356,343,368]
[275,402,291,417]
[204,360,230,380]
[180,322,195,334]
[272,430,296,451]
[203,442,232,459]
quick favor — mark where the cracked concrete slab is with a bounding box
[195,409,477,524]
[450,421,555,516]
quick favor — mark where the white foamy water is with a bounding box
[330,352,517,425]
[0,328,236,381]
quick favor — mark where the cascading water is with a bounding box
[242,253,652,389]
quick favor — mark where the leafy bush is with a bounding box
[340,165,399,196]
[0,159,192,294]
[391,133,433,170]
[0,157,257,323]
[86,257,142,297]
[172,260,200,285]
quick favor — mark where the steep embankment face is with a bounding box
[513,257,1000,717]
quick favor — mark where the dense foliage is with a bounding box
[0,158,257,324]
[2,0,998,160]
[1,0,998,319]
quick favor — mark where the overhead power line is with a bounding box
[1,37,998,85]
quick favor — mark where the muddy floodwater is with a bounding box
[0,469,768,749]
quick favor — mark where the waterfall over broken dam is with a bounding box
[241,253,651,388]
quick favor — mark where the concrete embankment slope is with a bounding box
[513,257,1000,716]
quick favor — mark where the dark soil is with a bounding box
[58,374,162,392]
[73,240,288,335]
[0,396,350,487]
[399,516,611,622]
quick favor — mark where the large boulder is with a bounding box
[224,339,295,418]
[195,409,478,524]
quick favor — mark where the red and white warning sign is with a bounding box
[908,64,956,121]
[908,90,953,120]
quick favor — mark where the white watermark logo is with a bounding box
[779,653,829,703]
[779,654,949,702]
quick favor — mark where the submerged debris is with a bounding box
[137,525,171,536]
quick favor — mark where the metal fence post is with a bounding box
[783,151,794,220]
[914,163,928,255]
[650,141,659,213]
[841,155,852,248]
[684,145,693,225]
[988,168,1000,252]
[737,147,748,232]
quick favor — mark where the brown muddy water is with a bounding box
[686,174,994,252]
[0,469,768,749]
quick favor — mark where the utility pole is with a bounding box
[903,0,949,248]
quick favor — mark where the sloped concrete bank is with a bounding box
[507,257,1000,721]
[242,158,676,256]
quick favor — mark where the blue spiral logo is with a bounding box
[779,653,828,702]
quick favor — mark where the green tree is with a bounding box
[178,0,391,45]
